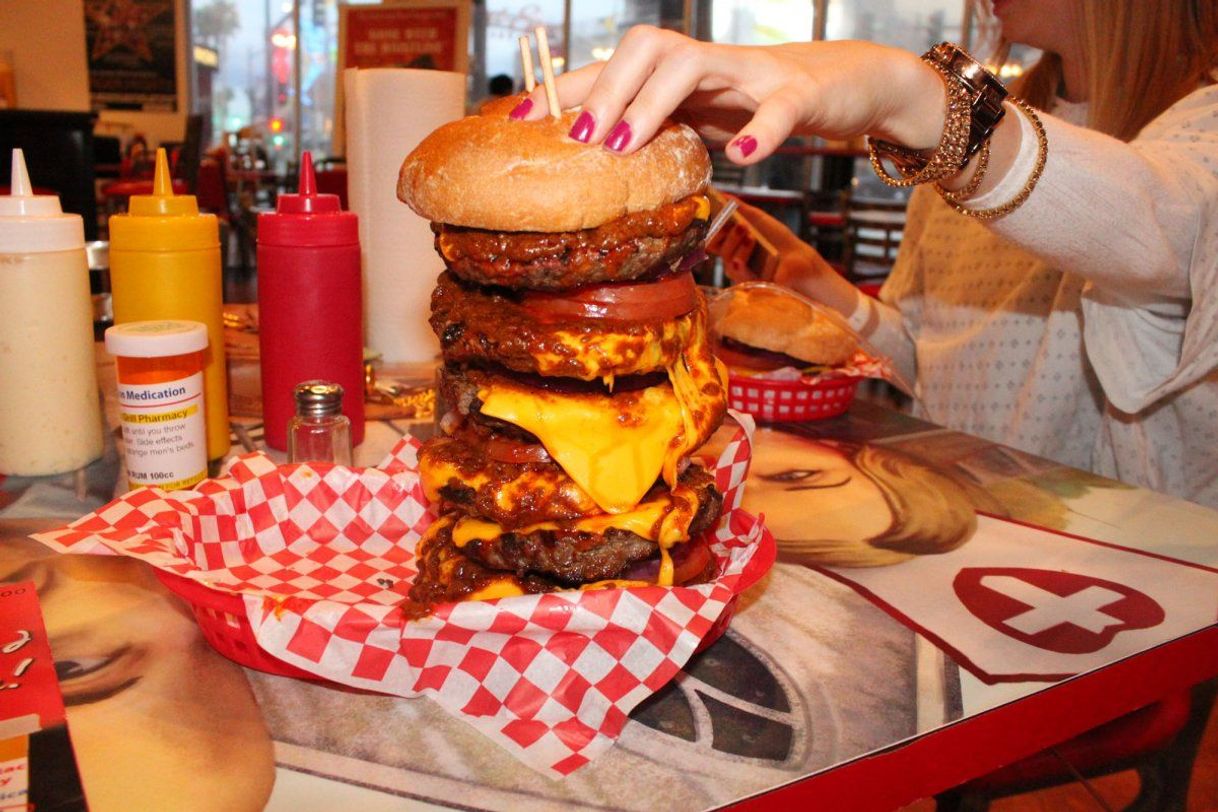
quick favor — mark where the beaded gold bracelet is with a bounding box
[867,59,973,188]
[936,138,990,202]
[936,97,1047,220]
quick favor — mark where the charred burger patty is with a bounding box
[434,196,707,290]
[430,270,693,380]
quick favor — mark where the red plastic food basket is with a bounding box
[154,570,330,683]
[728,373,859,422]
[154,525,777,685]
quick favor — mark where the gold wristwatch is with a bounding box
[872,42,1009,176]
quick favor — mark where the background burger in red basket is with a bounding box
[710,283,866,422]
[396,104,730,616]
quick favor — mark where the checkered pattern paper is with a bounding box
[32,414,769,777]
[729,350,892,384]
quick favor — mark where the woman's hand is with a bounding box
[707,201,863,317]
[514,26,946,165]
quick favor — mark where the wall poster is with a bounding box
[84,0,178,111]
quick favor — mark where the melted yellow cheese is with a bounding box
[467,579,526,601]
[693,195,711,221]
[451,489,696,550]
[451,485,700,588]
[478,382,685,514]
[418,455,490,504]
[532,318,691,381]
[580,579,653,591]
[477,304,725,516]
[657,545,674,587]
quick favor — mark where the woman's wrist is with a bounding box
[878,54,949,151]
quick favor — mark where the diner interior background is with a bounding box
[0,0,1040,299]
[4,2,1218,809]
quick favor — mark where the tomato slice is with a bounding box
[521,271,697,322]
[484,437,552,464]
[619,534,715,585]
[671,536,715,585]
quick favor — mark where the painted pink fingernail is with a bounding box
[568,110,595,142]
[509,98,533,120]
[733,135,758,157]
[605,120,633,152]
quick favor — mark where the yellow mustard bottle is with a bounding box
[108,149,230,460]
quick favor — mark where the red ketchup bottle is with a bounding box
[257,152,364,450]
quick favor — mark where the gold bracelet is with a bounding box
[936,137,990,202]
[938,97,1047,220]
[867,60,972,188]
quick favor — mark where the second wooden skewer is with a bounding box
[535,27,561,119]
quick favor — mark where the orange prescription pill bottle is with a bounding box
[104,320,209,491]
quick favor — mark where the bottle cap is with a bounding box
[294,380,345,418]
[0,149,85,253]
[257,151,358,247]
[108,149,218,252]
[105,320,209,358]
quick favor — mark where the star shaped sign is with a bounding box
[87,0,162,63]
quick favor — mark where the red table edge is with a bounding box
[724,623,1218,811]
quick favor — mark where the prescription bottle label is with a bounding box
[117,372,207,490]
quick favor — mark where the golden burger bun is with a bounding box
[397,110,711,232]
[717,287,858,367]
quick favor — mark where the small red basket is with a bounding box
[154,525,777,684]
[728,373,859,422]
[154,570,330,683]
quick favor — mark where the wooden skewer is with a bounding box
[535,27,560,119]
[518,36,535,93]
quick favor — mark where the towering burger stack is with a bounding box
[397,108,729,617]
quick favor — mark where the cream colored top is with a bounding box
[848,83,1218,507]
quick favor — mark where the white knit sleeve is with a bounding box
[977,86,1218,413]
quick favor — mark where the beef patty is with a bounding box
[454,464,722,583]
[404,520,557,620]
[430,271,695,380]
[433,196,707,290]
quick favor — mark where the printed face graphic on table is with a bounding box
[953,567,1166,654]
[743,428,978,567]
[0,530,276,812]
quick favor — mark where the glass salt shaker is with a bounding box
[287,381,352,465]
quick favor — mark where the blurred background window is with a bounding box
[712,0,815,45]
[186,0,1024,165]
[823,0,965,52]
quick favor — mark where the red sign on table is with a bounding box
[0,582,66,732]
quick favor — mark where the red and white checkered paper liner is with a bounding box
[33,412,768,777]
[729,350,892,385]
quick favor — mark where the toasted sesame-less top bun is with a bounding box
[717,287,859,367]
[397,109,711,232]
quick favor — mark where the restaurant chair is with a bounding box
[99,114,204,217]
[314,157,349,211]
[935,679,1217,812]
[804,189,848,262]
[842,194,907,284]
[196,156,252,273]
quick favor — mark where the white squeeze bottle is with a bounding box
[0,149,103,475]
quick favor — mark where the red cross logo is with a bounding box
[952,567,1166,654]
